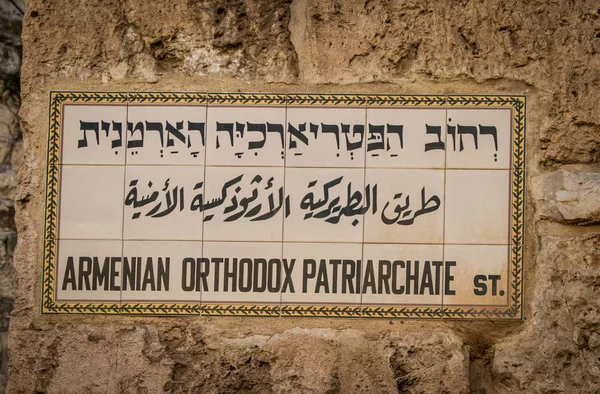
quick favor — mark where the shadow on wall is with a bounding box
[0,0,24,393]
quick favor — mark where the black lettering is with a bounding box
[342,260,355,294]
[378,260,391,295]
[489,274,501,296]
[157,257,169,291]
[406,260,419,294]
[432,261,443,295]
[267,259,281,293]
[391,260,405,294]
[182,258,196,292]
[355,260,362,294]
[92,257,110,291]
[123,257,136,291]
[62,256,77,290]
[282,259,295,293]
[238,258,252,292]
[110,257,121,291]
[474,274,487,295]
[303,259,316,293]
[212,258,223,291]
[445,261,456,295]
[361,260,376,294]
[253,258,267,292]
[419,261,433,295]
[315,259,329,293]
[141,257,155,291]
[79,256,92,290]
[224,258,237,292]
[198,258,210,291]
[330,259,341,293]
[135,257,142,290]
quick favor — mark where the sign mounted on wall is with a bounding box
[42,92,525,319]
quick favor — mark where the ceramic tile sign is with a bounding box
[42,92,526,319]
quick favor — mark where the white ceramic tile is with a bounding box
[362,244,444,306]
[202,166,285,241]
[286,106,366,168]
[123,166,204,240]
[443,244,510,307]
[126,105,207,165]
[281,242,362,305]
[205,106,286,166]
[56,239,122,302]
[444,170,510,245]
[366,108,446,168]
[121,240,202,302]
[61,104,128,165]
[58,165,125,239]
[363,169,444,244]
[283,167,365,243]
[201,241,282,304]
[446,109,512,169]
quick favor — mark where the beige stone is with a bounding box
[289,0,600,166]
[493,234,600,392]
[534,170,600,225]
[0,2,22,392]
[20,0,298,92]
[6,0,600,393]
[8,322,472,394]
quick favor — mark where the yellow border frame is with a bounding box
[42,92,525,319]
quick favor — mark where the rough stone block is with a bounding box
[21,0,298,89]
[492,234,600,392]
[533,170,600,225]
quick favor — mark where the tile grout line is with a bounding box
[114,91,129,371]
[200,100,209,311]
[441,101,448,316]
[52,237,511,246]
[279,99,288,316]
[359,100,368,318]
[119,92,130,312]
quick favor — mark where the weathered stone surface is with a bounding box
[493,234,600,392]
[0,1,22,392]
[0,232,17,303]
[534,170,600,225]
[21,0,297,90]
[384,330,469,393]
[290,0,598,87]
[289,0,600,166]
[8,323,470,394]
[8,0,600,393]
[266,328,467,393]
[541,121,600,166]
[0,1,22,78]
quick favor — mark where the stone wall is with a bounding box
[8,0,600,393]
[0,0,23,392]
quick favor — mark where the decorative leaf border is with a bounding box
[438,95,525,320]
[287,94,365,106]
[128,91,208,104]
[206,92,286,105]
[281,305,361,318]
[364,94,447,107]
[42,92,525,319]
[43,92,127,314]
